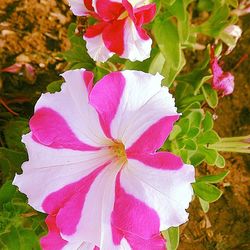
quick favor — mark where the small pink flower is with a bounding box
[68,0,156,62]
[14,69,194,249]
[210,46,235,96]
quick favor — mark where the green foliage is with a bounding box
[0,182,46,249]
[61,23,95,70]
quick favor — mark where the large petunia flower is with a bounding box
[68,0,156,62]
[210,46,234,96]
[13,69,195,249]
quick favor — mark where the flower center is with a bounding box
[118,11,129,20]
[110,141,127,163]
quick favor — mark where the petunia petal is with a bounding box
[34,69,109,147]
[121,19,152,61]
[68,0,93,16]
[126,115,179,154]
[120,158,195,231]
[13,133,112,212]
[90,71,178,147]
[60,161,122,249]
[110,172,166,248]
[40,215,68,250]
[84,34,115,62]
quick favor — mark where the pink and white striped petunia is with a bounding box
[68,0,156,62]
[13,69,195,250]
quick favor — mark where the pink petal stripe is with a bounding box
[126,115,179,154]
[127,152,183,170]
[40,215,68,250]
[123,233,166,250]
[122,0,136,22]
[89,72,125,138]
[102,19,127,55]
[42,163,108,236]
[111,173,165,247]
[85,22,107,38]
[134,3,156,24]
[83,70,94,94]
[84,0,94,11]
[30,107,99,151]
[96,0,124,21]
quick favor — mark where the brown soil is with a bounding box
[0,1,249,249]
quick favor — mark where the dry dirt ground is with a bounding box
[0,0,249,249]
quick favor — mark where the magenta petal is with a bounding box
[89,72,125,138]
[111,173,165,245]
[30,107,99,151]
[42,164,107,235]
[127,151,183,170]
[40,215,68,250]
[126,115,179,154]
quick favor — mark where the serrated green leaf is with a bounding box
[0,148,27,181]
[0,181,16,205]
[197,171,229,183]
[202,83,218,108]
[192,182,223,202]
[4,120,28,152]
[1,227,21,250]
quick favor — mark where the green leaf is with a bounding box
[196,171,229,183]
[168,0,186,21]
[197,130,220,144]
[198,146,218,165]
[215,154,226,168]
[184,139,197,151]
[149,52,165,75]
[202,83,218,108]
[187,127,200,138]
[190,152,205,166]
[62,23,95,70]
[169,125,182,141]
[194,3,230,37]
[153,17,181,71]
[46,80,63,93]
[187,110,203,128]
[163,227,179,250]
[176,118,190,137]
[3,120,28,152]
[192,182,223,202]
[0,181,16,205]
[199,198,210,213]
[226,0,238,8]
[0,148,27,181]
[1,227,21,250]
[202,112,214,131]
